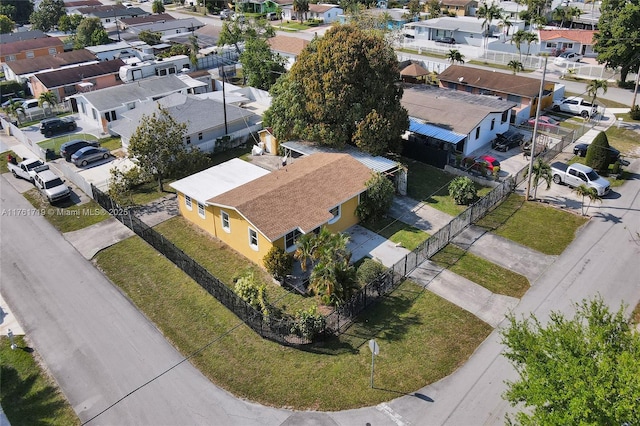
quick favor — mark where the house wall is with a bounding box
[324,195,360,234]
[540,38,584,55]
[463,112,511,155]
[1,45,64,63]
[176,192,216,235]
[29,73,122,102]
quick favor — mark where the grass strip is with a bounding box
[431,244,530,298]
[1,336,79,426]
[362,216,430,251]
[95,235,492,410]
[475,193,588,255]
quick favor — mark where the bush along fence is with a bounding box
[91,185,311,346]
[93,173,518,344]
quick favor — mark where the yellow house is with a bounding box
[171,153,374,268]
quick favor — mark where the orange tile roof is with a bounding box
[401,63,430,77]
[208,153,373,241]
[267,35,310,56]
[539,29,597,45]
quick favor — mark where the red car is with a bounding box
[527,116,559,130]
[463,155,501,173]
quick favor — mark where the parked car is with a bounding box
[553,51,583,65]
[551,161,610,196]
[21,99,44,116]
[463,155,501,174]
[7,157,49,182]
[527,116,559,130]
[40,117,77,137]
[71,146,111,167]
[492,129,524,152]
[573,142,621,163]
[1,97,25,108]
[265,11,277,20]
[552,96,597,118]
[435,37,456,44]
[60,139,100,162]
[33,169,71,203]
[220,9,232,19]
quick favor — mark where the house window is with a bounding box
[186,136,191,144]
[546,42,557,49]
[48,48,57,54]
[328,205,341,224]
[64,85,77,95]
[490,118,495,130]
[26,51,34,58]
[248,228,258,250]
[197,202,205,218]
[6,55,16,61]
[105,18,111,22]
[80,102,86,114]
[285,229,302,251]
[198,132,203,140]
[104,111,117,122]
[185,195,192,210]
[92,108,98,120]
[565,43,573,49]
[221,210,230,232]
[502,110,509,123]
[176,29,181,33]
[475,127,481,139]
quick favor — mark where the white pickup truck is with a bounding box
[7,158,49,182]
[551,162,610,196]
[552,96,598,118]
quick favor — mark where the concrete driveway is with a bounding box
[345,225,410,268]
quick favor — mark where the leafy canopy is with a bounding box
[73,17,109,49]
[0,14,15,34]
[356,172,395,223]
[239,37,286,91]
[501,296,640,425]
[264,24,408,156]
[29,0,65,31]
[585,131,611,172]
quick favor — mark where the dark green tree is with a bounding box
[292,0,309,22]
[138,29,163,45]
[263,246,293,281]
[585,131,611,172]
[594,0,640,83]
[448,176,477,205]
[0,14,14,33]
[356,172,395,222]
[29,0,65,31]
[152,0,165,14]
[0,4,16,20]
[73,17,109,48]
[427,0,441,17]
[239,37,286,90]
[1,0,32,24]
[501,296,640,424]
[264,24,408,155]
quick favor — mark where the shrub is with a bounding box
[448,176,477,205]
[263,246,292,281]
[630,105,640,120]
[356,172,395,223]
[234,273,269,316]
[291,306,326,340]
[356,258,387,286]
[585,131,610,172]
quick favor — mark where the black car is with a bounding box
[435,37,456,44]
[60,139,100,162]
[573,142,620,164]
[40,117,77,137]
[492,129,524,152]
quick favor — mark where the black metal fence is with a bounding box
[92,185,309,346]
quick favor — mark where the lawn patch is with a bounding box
[0,150,22,173]
[37,133,98,153]
[363,216,430,251]
[431,244,530,298]
[475,193,588,255]
[95,236,492,410]
[1,336,79,426]
[22,188,109,232]
[608,119,640,158]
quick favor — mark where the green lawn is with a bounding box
[1,336,79,426]
[608,118,640,158]
[475,193,588,255]
[22,188,109,233]
[154,216,318,314]
[363,216,430,251]
[95,235,492,410]
[431,244,530,298]
[0,150,21,173]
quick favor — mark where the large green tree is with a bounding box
[0,14,14,33]
[501,296,640,424]
[152,0,165,14]
[138,29,162,45]
[73,17,109,49]
[29,0,65,31]
[264,24,408,156]
[594,0,640,83]
[128,106,191,192]
[2,0,33,24]
[239,37,286,90]
[57,14,83,33]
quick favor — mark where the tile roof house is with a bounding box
[440,0,478,17]
[401,85,517,158]
[437,65,555,123]
[2,49,98,84]
[307,3,343,23]
[110,92,262,152]
[0,37,64,63]
[124,18,205,40]
[266,35,309,69]
[538,29,597,57]
[171,153,373,268]
[29,59,125,102]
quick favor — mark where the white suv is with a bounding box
[34,170,71,203]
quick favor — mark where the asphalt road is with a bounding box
[0,175,289,425]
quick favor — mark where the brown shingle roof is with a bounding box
[539,29,596,45]
[400,63,429,77]
[208,153,373,241]
[1,37,63,56]
[6,49,97,75]
[309,3,338,13]
[437,65,542,98]
[441,0,476,6]
[267,35,309,56]
[33,59,124,89]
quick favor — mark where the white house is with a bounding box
[307,4,343,23]
[404,16,487,47]
[124,18,206,40]
[266,35,309,70]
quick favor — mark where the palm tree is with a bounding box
[524,158,552,200]
[587,79,608,106]
[4,99,24,125]
[38,91,57,113]
[574,184,602,216]
[151,0,165,14]
[523,31,538,57]
[476,3,501,51]
[447,49,465,64]
[294,232,317,272]
[275,5,283,23]
[292,0,309,23]
[507,60,524,74]
[512,29,526,61]
[189,34,199,69]
[552,7,567,27]
[498,14,512,37]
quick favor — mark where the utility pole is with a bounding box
[221,67,228,135]
[525,55,548,201]
[631,64,640,109]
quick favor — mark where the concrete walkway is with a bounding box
[389,195,453,233]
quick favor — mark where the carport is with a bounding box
[404,118,466,167]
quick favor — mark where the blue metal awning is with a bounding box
[409,118,466,144]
